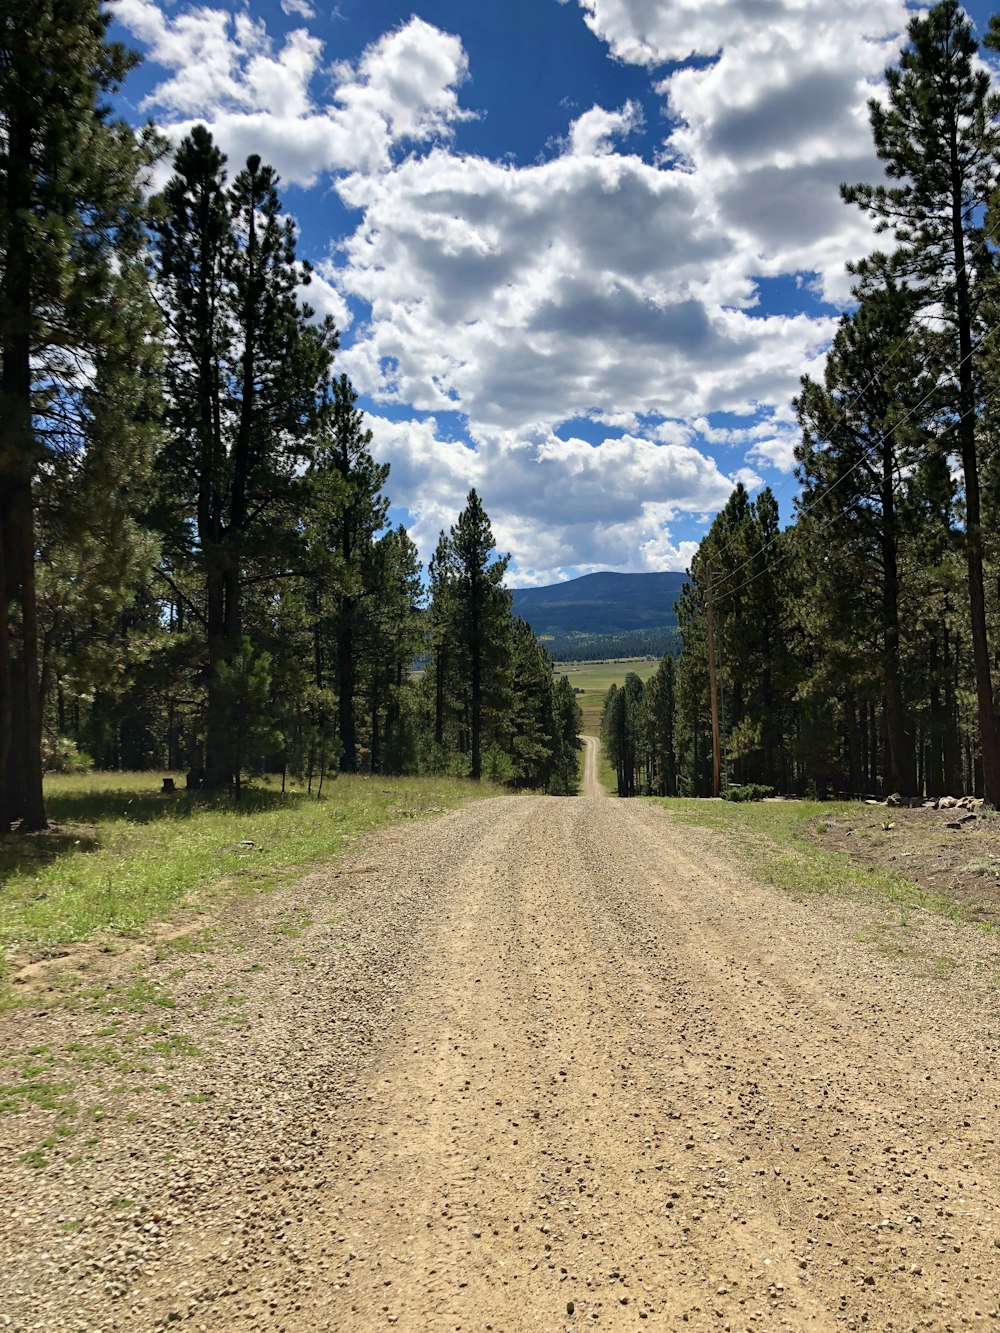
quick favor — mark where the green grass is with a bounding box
[0,771,497,984]
[654,797,969,920]
[556,657,660,736]
[598,745,617,795]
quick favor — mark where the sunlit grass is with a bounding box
[0,771,498,980]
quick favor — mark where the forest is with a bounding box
[0,4,581,830]
[602,4,1000,805]
[6,0,1000,824]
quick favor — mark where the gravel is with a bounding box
[1,793,998,1331]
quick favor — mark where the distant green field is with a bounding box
[556,657,660,735]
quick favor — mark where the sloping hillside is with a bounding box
[511,571,686,637]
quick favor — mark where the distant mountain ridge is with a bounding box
[511,571,687,638]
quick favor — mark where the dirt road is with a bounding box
[580,735,607,797]
[2,796,999,1331]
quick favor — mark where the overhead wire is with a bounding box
[710,334,1000,612]
[708,312,1000,608]
[699,216,1000,591]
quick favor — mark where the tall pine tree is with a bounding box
[153,128,336,788]
[0,0,161,827]
[843,0,1000,803]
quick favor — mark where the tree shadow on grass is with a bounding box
[44,783,300,827]
[0,826,101,883]
[1,784,304,884]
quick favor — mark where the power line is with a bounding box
[710,314,1000,606]
[701,218,1000,582]
[711,349,1000,613]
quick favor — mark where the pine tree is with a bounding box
[1,0,162,827]
[644,653,677,797]
[365,525,423,774]
[843,0,1000,803]
[449,491,511,781]
[601,672,644,796]
[550,675,583,795]
[795,281,934,797]
[153,129,336,788]
[317,375,386,773]
[427,531,461,761]
[676,485,796,793]
[507,618,557,790]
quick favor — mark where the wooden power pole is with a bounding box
[706,567,721,797]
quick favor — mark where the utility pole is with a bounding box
[706,567,721,797]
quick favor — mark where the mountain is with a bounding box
[511,571,687,638]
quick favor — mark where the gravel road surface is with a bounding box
[2,794,998,1332]
[580,736,606,798]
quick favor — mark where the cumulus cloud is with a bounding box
[302,262,352,332]
[580,0,908,301]
[111,3,473,182]
[333,144,838,435]
[567,100,643,156]
[748,433,801,474]
[365,415,739,581]
[110,0,935,577]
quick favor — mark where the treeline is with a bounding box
[549,628,678,663]
[599,657,678,798]
[0,7,581,829]
[673,2,1000,803]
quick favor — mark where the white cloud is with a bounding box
[302,262,352,331]
[733,466,764,492]
[334,145,838,432]
[568,100,643,156]
[281,0,314,17]
[111,5,474,183]
[579,0,910,302]
[366,415,739,581]
[576,0,909,71]
[111,0,945,576]
[748,433,801,474]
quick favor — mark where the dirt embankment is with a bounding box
[1,795,998,1331]
[815,802,1000,930]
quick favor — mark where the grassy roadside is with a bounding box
[654,797,992,928]
[598,746,617,795]
[1,772,500,985]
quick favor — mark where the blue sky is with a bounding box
[108,0,997,585]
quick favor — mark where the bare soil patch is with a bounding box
[815,803,1000,930]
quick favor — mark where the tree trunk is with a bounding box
[943,625,963,794]
[0,105,46,829]
[337,609,357,773]
[880,429,917,796]
[470,593,482,781]
[370,694,380,775]
[951,137,1000,805]
[3,481,46,828]
[0,495,12,830]
[204,560,231,789]
[386,663,402,773]
[434,647,446,748]
[845,694,863,797]
[926,632,945,798]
